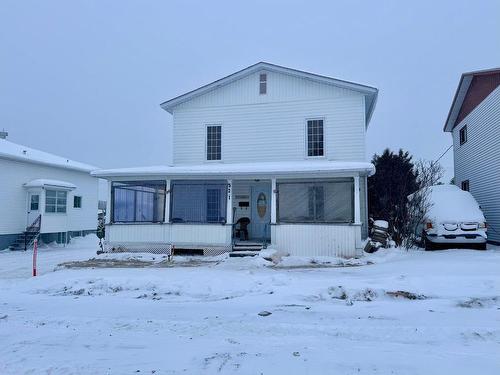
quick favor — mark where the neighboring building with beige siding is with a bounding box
[93,62,378,257]
[444,68,500,244]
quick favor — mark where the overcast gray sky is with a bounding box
[1,0,499,182]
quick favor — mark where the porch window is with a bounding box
[206,125,221,161]
[45,190,67,213]
[307,119,324,157]
[277,179,354,223]
[73,195,82,208]
[111,181,166,223]
[170,181,227,223]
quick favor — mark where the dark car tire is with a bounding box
[424,236,434,251]
[475,243,487,250]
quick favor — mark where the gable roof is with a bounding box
[160,62,378,125]
[444,68,500,132]
[0,139,97,172]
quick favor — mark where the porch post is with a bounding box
[105,181,111,224]
[226,179,233,224]
[164,179,171,223]
[271,178,277,224]
[354,175,361,224]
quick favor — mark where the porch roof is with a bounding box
[91,160,375,179]
[23,179,77,190]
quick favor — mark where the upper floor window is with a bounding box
[459,125,467,145]
[73,195,82,208]
[259,73,267,94]
[206,125,222,161]
[461,179,470,192]
[46,190,67,213]
[307,119,324,157]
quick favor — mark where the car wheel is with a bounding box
[424,235,434,251]
[475,243,487,250]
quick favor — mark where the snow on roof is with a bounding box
[160,62,378,125]
[426,185,485,223]
[23,179,77,190]
[91,160,375,178]
[0,139,97,172]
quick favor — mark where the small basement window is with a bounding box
[259,73,267,94]
[459,125,467,145]
[461,180,470,192]
[73,195,82,208]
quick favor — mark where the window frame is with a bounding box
[205,124,223,162]
[276,178,354,224]
[461,179,470,192]
[45,189,67,214]
[30,194,40,211]
[305,118,326,158]
[111,180,166,223]
[170,180,228,224]
[73,195,82,209]
[459,125,467,145]
[259,72,267,95]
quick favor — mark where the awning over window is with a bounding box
[23,179,77,190]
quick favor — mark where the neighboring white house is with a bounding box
[444,67,500,244]
[92,62,378,257]
[0,136,99,250]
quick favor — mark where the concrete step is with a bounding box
[229,251,261,258]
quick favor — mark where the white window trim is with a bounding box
[44,189,68,215]
[73,195,83,209]
[304,117,327,159]
[459,124,467,146]
[204,123,223,163]
[259,71,267,95]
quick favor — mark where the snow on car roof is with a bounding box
[0,139,97,172]
[426,185,485,223]
[91,160,376,178]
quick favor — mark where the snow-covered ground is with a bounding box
[0,235,499,374]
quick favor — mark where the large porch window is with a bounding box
[170,180,227,223]
[111,181,166,223]
[277,179,354,223]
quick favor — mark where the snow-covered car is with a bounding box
[421,185,487,250]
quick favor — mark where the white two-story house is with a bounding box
[444,67,500,244]
[93,62,378,257]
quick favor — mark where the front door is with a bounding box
[27,192,40,227]
[250,183,271,241]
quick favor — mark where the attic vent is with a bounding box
[259,73,267,95]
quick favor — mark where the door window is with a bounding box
[30,195,39,211]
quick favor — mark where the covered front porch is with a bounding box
[96,161,372,257]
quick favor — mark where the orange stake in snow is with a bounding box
[32,239,38,277]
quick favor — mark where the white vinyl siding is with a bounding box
[172,70,366,165]
[452,85,500,242]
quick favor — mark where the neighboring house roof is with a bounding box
[444,67,500,132]
[160,62,379,125]
[0,139,97,172]
[91,160,375,178]
[23,179,77,190]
